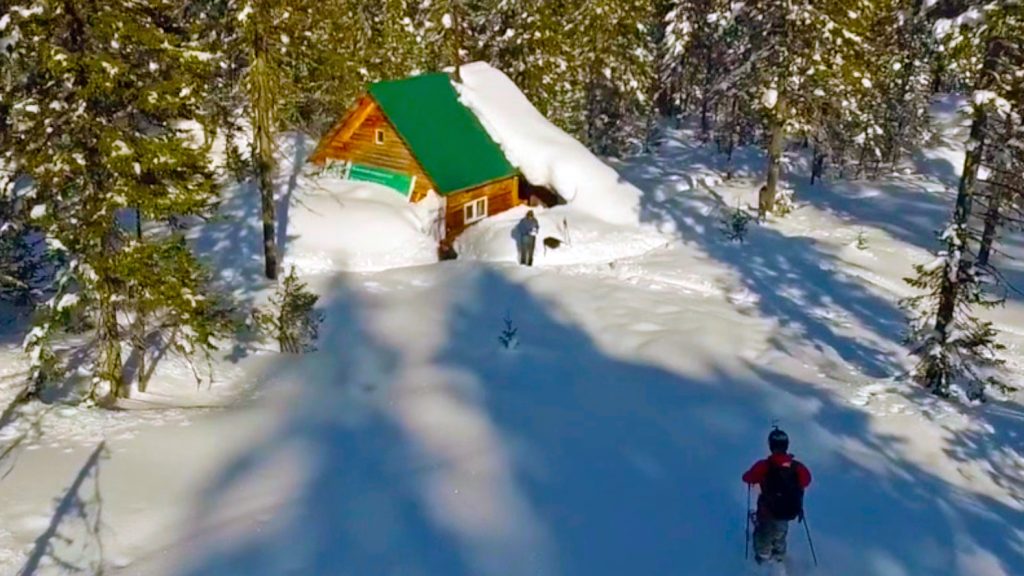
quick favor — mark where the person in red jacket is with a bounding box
[742,428,812,565]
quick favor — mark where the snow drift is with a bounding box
[456,62,642,227]
[281,177,440,273]
[193,133,438,278]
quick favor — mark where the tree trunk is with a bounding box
[699,47,713,141]
[930,36,1002,374]
[132,207,146,390]
[929,98,989,393]
[251,9,278,281]
[977,190,1002,268]
[761,96,786,216]
[450,0,463,82]
[977,117,1015,267]
[96,229,125,402]
[725,100,738,179]
[700,98,710,141]
[811,146,826,185]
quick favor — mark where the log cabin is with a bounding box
[309,72,521,241]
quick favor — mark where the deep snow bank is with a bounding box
[283,176,440,273]
[455,205,668,266]
[193,133,438,278]
[456,62,642,227]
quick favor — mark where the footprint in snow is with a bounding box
[850,391,872,406]
[727,287,760,310]
[629,322,664,333]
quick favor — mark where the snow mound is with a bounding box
[284,177,440,273]
[193,133,438,278]
[456,62,642,227]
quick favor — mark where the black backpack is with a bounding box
[761,460,804,521]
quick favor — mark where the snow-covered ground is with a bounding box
[0,96,1022,576]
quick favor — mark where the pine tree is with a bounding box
[239,0,287,280]
[660,0,734,139]
[0,189,45,306]
[902,225,1006,401]
[206,0,327,281]
[661,0,872,209]
[903,0,1024,400]
[877,0,935,170]
[2,0,232,403]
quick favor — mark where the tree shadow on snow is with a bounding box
[173,277,471,576]
[793,175,956,255]
[172,266,1023,576]
[191,134,309,314]
[630,162,907,380]
[18,441,108,576]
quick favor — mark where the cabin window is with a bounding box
[375,129,385,145]
[463,197,488,225]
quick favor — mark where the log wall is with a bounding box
[311,99,435,201]
[445,177,520,238]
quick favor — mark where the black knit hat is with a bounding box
[768,428,789,454]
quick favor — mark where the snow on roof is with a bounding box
[455,62,641,227]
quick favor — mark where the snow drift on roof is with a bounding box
[455,62,641,227]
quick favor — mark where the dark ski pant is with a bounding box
[753,515,789,561]
[518,236,536,266]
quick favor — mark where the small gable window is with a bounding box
[375,129,385,145]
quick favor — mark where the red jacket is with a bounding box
[743,453,812,488]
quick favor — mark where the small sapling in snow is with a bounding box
[253,267,324,353]
[856,229,869,250]
[498,310,519,350]
[720,204,753,243]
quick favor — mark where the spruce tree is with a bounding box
[2,0,231,403]
[903,0,1023,400]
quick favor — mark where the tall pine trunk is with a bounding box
[977,189,1002,268]
[132,207,147,391]
[450,0,463,82]
[927,87,992,390]
[252,7,278,281]
[977,116,1015,268]
[725,98,739,179]
[699,45,713,141]
[760,95,786,215]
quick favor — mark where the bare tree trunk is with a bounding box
[977,190,1002,268]
[700,98,710,141]
[132,207,146,391]
[856,142,869,179]
[450,0,463,82]
[928,96,989,389]
[811,145,826,185]
[97,229,125,402]
[251,5,278,281]
[725,99,738,179]
[978,111,1018,267]
[761,95,786,216]
[98,294,125,400]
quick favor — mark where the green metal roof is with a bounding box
[369,73,516,195]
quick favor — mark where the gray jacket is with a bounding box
[515,217,539,240]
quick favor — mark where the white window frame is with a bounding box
[374,129,385,145]
[463,197,488,225]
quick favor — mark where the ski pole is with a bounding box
[801,510,819,567]
[744,484,751,560]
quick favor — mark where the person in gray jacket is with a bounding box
[514,211,539,266]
